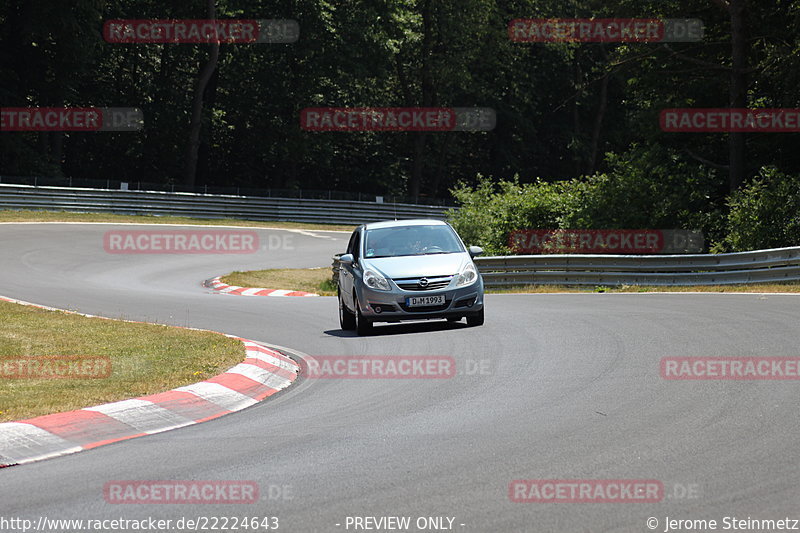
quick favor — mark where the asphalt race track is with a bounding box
[1,223,798,533]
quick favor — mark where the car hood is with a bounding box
[362,253,469,279]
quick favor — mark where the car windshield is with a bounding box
[363,225,465,258]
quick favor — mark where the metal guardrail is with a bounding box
[476,247,800,286]
[6,183,796,287]
[0,184,450,225]
[330,247,800,287]
[0,175,456,206]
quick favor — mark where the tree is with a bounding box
[183,0,219,187]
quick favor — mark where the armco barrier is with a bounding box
[331,247,800,287]
[476,247,800,286]
[0,184,450,225]
[6,183,797,287]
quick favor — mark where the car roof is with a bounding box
[363,219,449,230]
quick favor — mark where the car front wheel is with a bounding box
[466,307,484,327]
[339,290,356,330]
[354,293,373,335]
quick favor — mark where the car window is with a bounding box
[352,230,361,261]
[364,225,464,258]
[346,230,358,255]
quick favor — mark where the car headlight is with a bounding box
[456,262,478,287]
[363,269,391,291]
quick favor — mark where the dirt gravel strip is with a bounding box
[0,295,300,468]
[206,275,318,297]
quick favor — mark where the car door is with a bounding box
[349,228,362,309]
[339,228,361,309]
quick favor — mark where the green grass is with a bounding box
[0,300,246,422]
[222,268,336,296]
[0,208,355,232]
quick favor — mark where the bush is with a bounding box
[560,146,726,245]
[447,175,572,254]
[449,151,800,256]
[448,145,725,254]
[720,167,800,252]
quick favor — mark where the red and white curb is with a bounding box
[207,276,318,297]
[0,295,301,468]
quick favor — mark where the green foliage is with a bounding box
[448,175,572,254]
[449,143,751,254]
[0,0,798,244]
[719,168,800,252]
[450,162,798,254]
[561,145,727,246]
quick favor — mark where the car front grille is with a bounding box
[393,275,453,291]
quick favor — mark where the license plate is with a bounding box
[406,294,445,307]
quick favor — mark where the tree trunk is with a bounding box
[408,0,435,202]
[572,51,582,176]
[410,134,426,200]
[183,0,219,188]
[728,0,747,192]
[429,133,453,198]
[51,132,64,168]
[39,133,49,165]
[588,47,610,175]
[197,66,220,186]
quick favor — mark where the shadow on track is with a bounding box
[324,319,471,337]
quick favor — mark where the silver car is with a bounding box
[338,219,485,335]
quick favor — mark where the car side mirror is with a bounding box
[468,246,484,258]
[339,253,354,265]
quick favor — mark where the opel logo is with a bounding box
[418,277,429,288]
